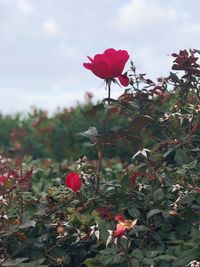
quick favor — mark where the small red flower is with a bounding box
[97,207,114,221]
[65,172,81,192]
[0,175,6,184]
[113,223,126,238]
[113,219,137,238]
[83,48,129,86]
[115,214,125,222]
[130,172,141,188]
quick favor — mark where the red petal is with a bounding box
[87,56,93,62]
[91,55,110,79]
[83,63,92,70]
[0,175,4,183]
[115,214,125,222]
[103,48,116,55]
[65,172,81,192]
[113,224,126,238]
[118,74,129,87]
[104,50,129,78]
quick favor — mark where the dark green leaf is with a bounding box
[147,209,163,220]
[153,188,164,201]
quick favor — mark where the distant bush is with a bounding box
[0,100,138,162]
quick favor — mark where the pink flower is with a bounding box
[83,48,129,86]
[65,172,81,192]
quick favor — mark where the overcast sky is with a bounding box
[0,0,199,114]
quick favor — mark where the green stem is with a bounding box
[76,191,85,208]
[96,144,105,191]
[117,240,133,267]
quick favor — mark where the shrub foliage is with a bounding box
[0,49,200,267]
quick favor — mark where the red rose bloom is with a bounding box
[115,214,125,222]
[113,224,126,238]
[65,172,81,192]
[83,48,129,86]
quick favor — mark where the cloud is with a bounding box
[108,0,200,78]
[116,0,177,29]
[17,0,34,14]
[0,0,199,114]
[113,0,200,41]
[42,19,61,37]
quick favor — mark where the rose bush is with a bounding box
[0,49,200,267]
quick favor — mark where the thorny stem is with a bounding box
[19,192,24,214]
[131,62,139,91]
[94,80,111,191]
[96,144,105,191]
[117,240,133,267]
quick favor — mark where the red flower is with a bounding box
[65,172,81,192]
[0,175,6,184]
[115,214,125,222]
[113,223,126,238]
[83,48,129,86]
[130,172,141,188]
[97,207,114,221]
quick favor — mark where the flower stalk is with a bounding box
[117,240,133,267]
[107,79,112,104]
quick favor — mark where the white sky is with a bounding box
[0,0,199,114]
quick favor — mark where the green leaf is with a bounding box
[142,258,155,265]
[2,258,29,267]
[128,207,141,218]
[119,173,130,190]
[145,250,163,258]
[129,115,153,132]
[99,248,117,255]
[175,248,200,266]
[78,127,98,139]
[147,209,162,220]
[130,259,140,267]
[182,159,197,170]
[169,72,180,83]
[19,220,37,229]
[180,195,196,204]
[98,219,110,241]
[153,188,164,201]
[154,254,177,262]
[174,147,188,165]
[135,225,151,232]
[132,249,144,259]
[82,258,104,267]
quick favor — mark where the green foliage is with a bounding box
[0,49,200,266]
